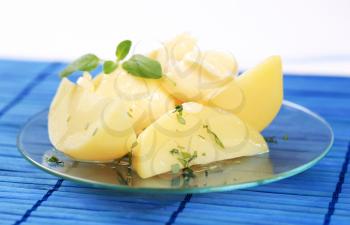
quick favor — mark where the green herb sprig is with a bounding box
[59,40,163,79]
[203,124,224,149]
[103,40,132,74]
[170,147,197,174]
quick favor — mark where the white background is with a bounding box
[0,0,349,75]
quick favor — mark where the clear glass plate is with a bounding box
[17,101,334,194]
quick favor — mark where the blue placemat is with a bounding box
[0,59,349,225]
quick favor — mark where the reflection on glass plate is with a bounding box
[17,101,333,194]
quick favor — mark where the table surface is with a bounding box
[0,59,349,225]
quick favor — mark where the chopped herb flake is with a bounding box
[176,114,186,124]
[170,146,198,176]
[170,148,179,155]
[203,124,224,149]
[264,136,277,144]
[127,111,133,118]
[131,141,138,149]
[46,156,64,166]
[173,105,186,125]
[183,167,195,180]
[174,105,183,112]
[127,151,132,168]
[92,128,98,136]
[198,134,205,140]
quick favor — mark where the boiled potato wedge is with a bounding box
[133,102,268,178]
[48,75,136,162]
[210,56,283,131]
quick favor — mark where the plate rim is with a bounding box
[16,100,334,194]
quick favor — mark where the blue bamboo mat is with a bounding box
[0,59,349,225]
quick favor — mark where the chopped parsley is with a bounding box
[128,141,138,168]
[264,136,277,144]
[92,128,98,136]
[173,105,186,125]
[198,134,205,140]
[127,111,133,118]
[127,108,133,118]
[182,167,195,180]
[45,156,64,166]
[131,141,138,149]
[169,147,197,175]
[264,135,289,143]
[282,134,289,141]
[170,148,179,155]
[203,124,224,149]
[127,151,132,168]
[174,105,183,113]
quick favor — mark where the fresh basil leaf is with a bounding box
[122,54,162,79]
[103,60,118,74]
[116,40,132,61]
[59,54,100,78]
[75,54,100,71]
[59,65,76,78]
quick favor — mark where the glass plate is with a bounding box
[17,101,333,194]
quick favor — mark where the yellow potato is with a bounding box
[149,33,197,70]
[183,50,238,79]
[210,56,283,131]
[150,34,238,103]
[94,69,175,134]
[48,77,136,162]
[161,50,238,102]
[133,102,268,178]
